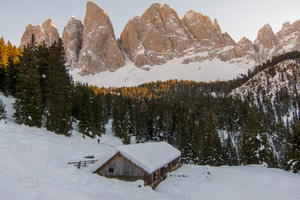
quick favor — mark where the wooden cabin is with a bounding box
[91,142,181,188]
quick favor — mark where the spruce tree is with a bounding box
[5,57,18,96]
[192,117,204,164]
[240,106,272,165]
[201,112,223,166]
[93,93,107,136]
[13,35,43,127]
[209,112,223,165]
[44,39,73,136]
[224,134,238,166]
[77,87,96,138]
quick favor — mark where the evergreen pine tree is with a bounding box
[92,93,107,137]
[240,105,272,165]
[224,134,238,166]
[78,87,96,138]
[5,57,18,96]
[13,35,43,127]
[43,39,73,136]
[192,117,204,165]
[201,112,223,166]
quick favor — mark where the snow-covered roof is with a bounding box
[91,142,181,174]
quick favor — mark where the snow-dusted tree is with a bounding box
[287,121,300,173]
[240,106,274,165]
[200,112,223,166]
[224,134,238,166]
[0,99,6,120]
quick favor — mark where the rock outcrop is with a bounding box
[254,24,279,62]
[120,4,239,67]
[181,10,235,49]
[120,3,194,67]
[78,1,125,74]
[276,20,300,53]
[62,16,83,69]
[252,21,300,63]
[20,19,59,47]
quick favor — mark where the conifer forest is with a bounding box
[1,37,300,173]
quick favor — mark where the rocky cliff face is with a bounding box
[20,19,59,48]
[252,21,300,63]
[77,1,125,74]
[119,4,300,69]
[120,3,194,67]
[21,2,300,75]
[181,10,235,49]
[277,20,300,53]
[119,4,238,67]
[254,24,279,62]
[62,16,83,69]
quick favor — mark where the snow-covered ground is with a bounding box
[1,93,300,200]
[157,165,300,200]
[70,58,248,88]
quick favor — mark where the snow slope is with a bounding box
[0,93,173,200]
[70,58,248,88]
[157,165,300,200]
[1,93,300,200]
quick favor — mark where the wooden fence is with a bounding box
[68,159,98,169]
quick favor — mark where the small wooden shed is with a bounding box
[91,142,181,188]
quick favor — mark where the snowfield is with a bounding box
[1,93,300,200]
[70,58,248,88]
[157,165,300,200]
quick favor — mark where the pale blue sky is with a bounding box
[1,0,300,46]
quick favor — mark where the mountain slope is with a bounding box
[70,57,248,88]
[230,58,300,102]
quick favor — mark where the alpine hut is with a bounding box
[91,142,181,188]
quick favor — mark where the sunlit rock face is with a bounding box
[62,16,83,69]
[120,3,195,67]
[78,1,125,74]
[20,19,59,47]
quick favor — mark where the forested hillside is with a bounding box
[0,36,299,173]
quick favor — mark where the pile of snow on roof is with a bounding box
[91,142,181,174]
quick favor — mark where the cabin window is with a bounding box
[124,164,130,174]
[108,164,114,173]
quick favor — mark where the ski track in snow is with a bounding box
[1,91,300,200]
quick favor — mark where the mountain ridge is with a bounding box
[20,1,300,81]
